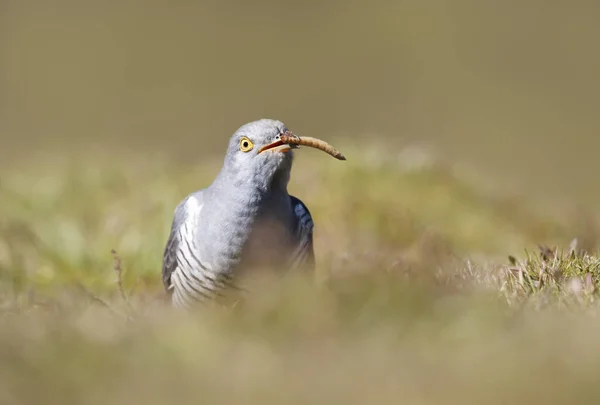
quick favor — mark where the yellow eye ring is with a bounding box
[239,137,254,152]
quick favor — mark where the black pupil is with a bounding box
[243,141,248,148]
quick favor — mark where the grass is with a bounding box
[2,143,600,404]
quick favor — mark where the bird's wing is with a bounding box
[288,195,316,271]
[162,191,205,293]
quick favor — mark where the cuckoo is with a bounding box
[161,119,345,308]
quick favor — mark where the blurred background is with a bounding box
[2,0,600,206]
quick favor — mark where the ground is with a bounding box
[2,142,600,405]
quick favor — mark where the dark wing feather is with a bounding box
[289,195,316,271]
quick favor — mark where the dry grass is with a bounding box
[2,144,600,404]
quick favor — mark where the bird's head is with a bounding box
[221,119,297,190]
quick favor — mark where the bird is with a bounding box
[161,119,316,308]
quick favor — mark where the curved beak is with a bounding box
[258,132,298,155]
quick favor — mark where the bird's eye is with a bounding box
[239,137,254,152]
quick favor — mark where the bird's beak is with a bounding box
[258,134,297,155]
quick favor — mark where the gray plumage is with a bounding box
[162,119,315,308]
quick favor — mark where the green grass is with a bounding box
[2,144,600,404]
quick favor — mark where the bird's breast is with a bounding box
[238,210,296,271]
[199,188,296,280]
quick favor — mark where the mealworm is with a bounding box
[280,133,346,161]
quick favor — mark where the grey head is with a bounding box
[213,118,296,193]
